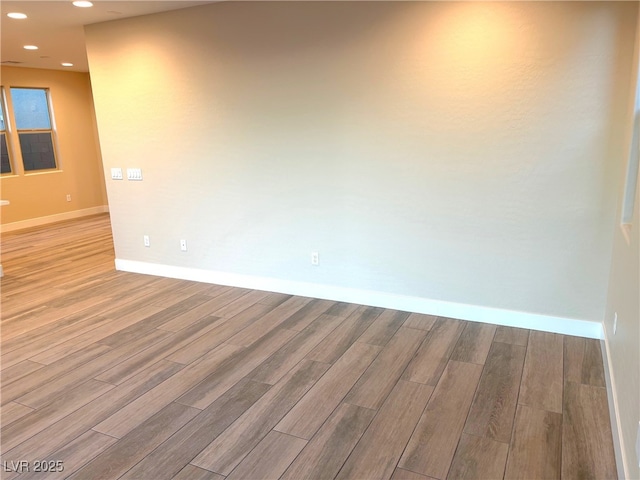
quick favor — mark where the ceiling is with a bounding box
[1,1,214,72]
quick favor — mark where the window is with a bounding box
[0,92,11,174]
[10,87,57,171]
[621,113,639,226]
[621,62,640,237]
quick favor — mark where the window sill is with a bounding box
[24,169,63,177]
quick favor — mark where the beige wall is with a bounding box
[605,6,640,478]
[0,67,108,226]
[86,1,637,325]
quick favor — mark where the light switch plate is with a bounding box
[127,168,143,181]
[111,167,123,180]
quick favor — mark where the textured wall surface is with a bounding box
[605,5,640,476]
[0,67,108,224]
[86,2,636,322]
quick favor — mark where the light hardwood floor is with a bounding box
[1,214,617,479]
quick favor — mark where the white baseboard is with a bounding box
[1,206,109,233]
[601,330,629,480]
[115,259,603,339]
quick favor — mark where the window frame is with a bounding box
[620,56,640,245]
[10,86,60,173]
[0,87,14,175]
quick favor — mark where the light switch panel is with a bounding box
[127,168,143,181]
[111,167,123,180]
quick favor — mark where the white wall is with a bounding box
[604,5,640,477]
[86,2,637,328]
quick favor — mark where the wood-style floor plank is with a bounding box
[450,322,496,365]
[391,468,434,480]
[173,465,225,480]
[402,317,466,385]
[325,301,360,318]
[175,328,298,409]
[447,433,509,480]
[29,304,164,365]
[335,380,434,480]
[1,402,34,426]
[70,402,200,479]
[120,378,271,480]
[399,360,483,479]
[562,382,616,479]
[156,290,250,332]
[274,342,381,440]
[96,294,218,347]
[563,336,606,388]
[403,313,437,331]
[150,281,226,309]
[463,341,526,443]
[16,329,173,409]
[306,305,382,364]
[93,344,243,438]
[357,309,409,346]
[192,360,329,475]
[2,344,112,406]
[1,379,114,452]
[2,360,184,464]
[210,289,269,318]
[493,326,529,346]
[281,402,376,480]
[18,430,117,480]
[2,308,111,355]
[224,297,311,347]
[94,315,225,385]
[0,360,45,385]
[226,430,307,480]
[504,405,562,480]
[1,314,115,370]
[2,344,111,404]
[345,326,428,410]
[249,313,344,385]
[279,298,337,331]
[166,302,276,365]
[258,292,292,306]
[519,331,563,413]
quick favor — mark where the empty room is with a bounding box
[1,1,639,479]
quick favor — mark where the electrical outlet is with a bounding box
[111,167,123,180]
[180,239,187,252]
[311,251,319,266]
[143,235,150,247]
[636,421,640,468]
[66,194,71,202]
[613,312,617,335]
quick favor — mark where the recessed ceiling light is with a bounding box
[61,63,74,67]
[23,45,39,50]
[7,12,27,19]
[72,1,93,7]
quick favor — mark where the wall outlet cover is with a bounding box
[636,420,640,468]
